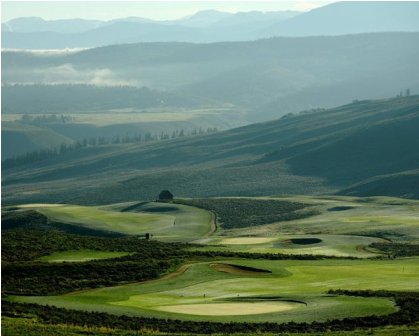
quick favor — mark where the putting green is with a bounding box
[155,302,302,316]
[221,237,277,245]
[130,202,214,242]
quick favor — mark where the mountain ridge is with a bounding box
[3,2,419,49]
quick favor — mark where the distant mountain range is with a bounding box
[2,2,419,49]
[3,95,419,205]
[1,10,299,48]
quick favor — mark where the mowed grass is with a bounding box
[12,257,419,323]
[197,196,419,257]
[198,234,386,257]
[19,202,212,242]
[38,250,132,263]
[21,204,174,235]
[128,202,213,242]
[269,196,419,241]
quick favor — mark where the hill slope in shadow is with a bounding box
[2,96,419,204]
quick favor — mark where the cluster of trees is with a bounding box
[1,209,48,232]
[369,242,419,257]
[1,217,187,262]
[397,88,412,97]
[2,221,186,294]
[175,198,317,229]
[3,258,175,295]
[20,114,75,124]
[188,249,356,261]
[3,290,418,334]
[2,127,218,168]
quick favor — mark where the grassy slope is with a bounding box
[201,234,386,258]
[1,121,73,159]
[18,202,212,242]
[22,204,174,235]
[12,258,419,323]
[2,96,419,205]
[2,107,247,149]
[123,202,213,242]
[340,169,419,199]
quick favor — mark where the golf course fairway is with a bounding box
[19,202,213,242]
[12,257,418,323]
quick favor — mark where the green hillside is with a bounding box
[339,170,419,199]
[1,122,73,159]
[2,96,419,204]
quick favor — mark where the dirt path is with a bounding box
[206,211,217,236]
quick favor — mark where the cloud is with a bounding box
[3,63,140,87]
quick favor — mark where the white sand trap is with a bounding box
[221,237,277,245]
[156,302,301,316]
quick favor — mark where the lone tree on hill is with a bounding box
[158,190,173,201]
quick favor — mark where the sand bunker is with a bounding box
[328,206,354,212]
[210,263,271,275]
[19,204,61,208]
[221,237,277,245]
[157,302,301,316]
[288,238,322,245]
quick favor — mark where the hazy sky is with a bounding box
[1,1,329,22]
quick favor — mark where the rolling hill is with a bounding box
[2,95,418,205]
[339,169,419,199]
[1,122,74,159]
[264,1,419,37]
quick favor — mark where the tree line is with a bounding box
[2,127,218,168]
[20,114,75,124]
